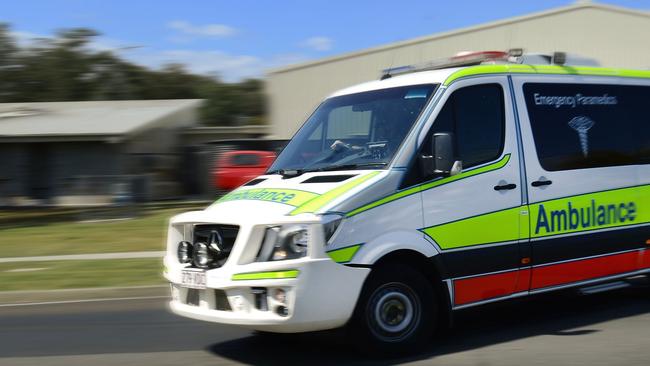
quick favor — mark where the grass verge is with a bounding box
[0,259,165,292]
[0,206,205,258]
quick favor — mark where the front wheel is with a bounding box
[349,263,437,355]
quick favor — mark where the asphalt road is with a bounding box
[0,281,649,366]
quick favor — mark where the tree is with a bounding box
[0,23,19,100]
[0,24,266,126]
[0,23,17,66]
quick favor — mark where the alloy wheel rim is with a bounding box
[367,282,421,342]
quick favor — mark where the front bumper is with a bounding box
[164,256,370,333]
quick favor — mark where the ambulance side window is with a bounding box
[403,83,504,187]
[442,84,505,167]
[523,83,649,170]
[428,83,505,167]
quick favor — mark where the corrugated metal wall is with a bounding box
[267,4,650,139]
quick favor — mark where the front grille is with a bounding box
[214,289,232,311]
[182,288,232,311]
[186,288,200,306]
[191,224,239,269]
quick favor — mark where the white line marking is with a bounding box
[4,267,49,273]
[0,295,169,307]
[0,284,167,294]
[79,217,134,223]
[452,267,519,281]
[0,251,165,263]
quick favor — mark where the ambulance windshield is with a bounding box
[268,84,436,176]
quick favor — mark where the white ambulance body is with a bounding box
[164,51,650,351]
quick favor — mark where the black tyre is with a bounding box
[349,263,437,355]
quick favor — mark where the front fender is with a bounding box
[350,230,440,265]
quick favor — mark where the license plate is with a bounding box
[181,269,206,289]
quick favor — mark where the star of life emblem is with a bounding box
[568,116,595,157]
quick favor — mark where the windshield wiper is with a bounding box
[267,162,387,178]
[266,169,305,178]
[307,162,388,172]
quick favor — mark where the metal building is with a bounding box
[0,99,202,205]
[267,1,650,139]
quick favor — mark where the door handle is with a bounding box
[531,180,553,187]
[494,183,517,191]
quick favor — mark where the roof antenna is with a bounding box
[552,52,567,65]
[381,52,396,80]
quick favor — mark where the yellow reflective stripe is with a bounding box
[520,207,530,239]
[231,270,300,281]
[327,244,362,263]
[530,185,649,238]
[421,184,648,249]
[346,154,510,217]
[217,188,318,207]
[422,206,525,250]
[289,172,381,215]
[444,65,650,86]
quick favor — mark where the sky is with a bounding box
[2,0,648,81]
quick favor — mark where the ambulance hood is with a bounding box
[200,170,384,222]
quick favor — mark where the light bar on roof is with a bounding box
[381,50,510,78]
[379,49,601,80]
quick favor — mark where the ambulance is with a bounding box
[164,50,650,352]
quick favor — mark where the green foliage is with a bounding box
[0,24,266,126]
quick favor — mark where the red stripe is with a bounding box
[531,249,650,290]
[453,250,650,306]
[454,270,520,305]
[514,268,531,293]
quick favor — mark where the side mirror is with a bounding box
[432,133,454,174]
[419,132,462,177]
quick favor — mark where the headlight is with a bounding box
[321,214,343,243]
[286,228,309,254]
[194,242,211,267]
[257,225,310,262]
[177,241,193,263]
